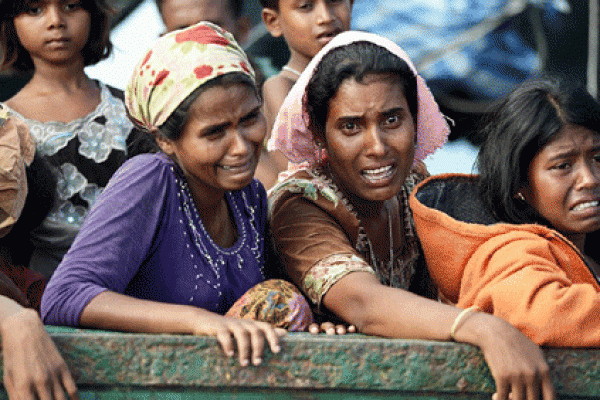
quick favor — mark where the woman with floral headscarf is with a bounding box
[269,31,555,399]
[41,22,313,367]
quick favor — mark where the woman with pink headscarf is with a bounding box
[269,31,555,400]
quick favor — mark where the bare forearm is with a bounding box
[80,291,286,368]
[324,272,460,341]
[79,291,206,335]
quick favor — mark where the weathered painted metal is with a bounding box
[0,327,597,399]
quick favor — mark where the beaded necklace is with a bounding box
[366,205,395,285]
[174,169,265,303]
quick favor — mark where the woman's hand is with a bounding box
[191,313,286,367]
[1,308,78,400]
[459,312,555,400]
[307,322,357,335]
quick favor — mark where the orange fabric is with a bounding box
[410,174,600,347]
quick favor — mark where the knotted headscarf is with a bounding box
[268,30,450,170]
[125,22,255,132]
[0,105,35,238]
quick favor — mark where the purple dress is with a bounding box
[41,153,269,326]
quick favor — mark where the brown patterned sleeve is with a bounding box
[270,193,374,308]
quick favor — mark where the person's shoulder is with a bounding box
[262,73,297,128]
[108,153,174,189]
[269,169,344,211]
[263,73,295,100]
[2,89,31,117]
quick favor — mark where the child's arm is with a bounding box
[262,74,296,135]
[257,74,295,188]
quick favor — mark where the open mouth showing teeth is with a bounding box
[572,200,600,211]
[362,165,394,181]
[220,161,252,171]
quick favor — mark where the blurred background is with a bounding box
[0,0,595,174]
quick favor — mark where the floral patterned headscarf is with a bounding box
[0,105,35,238]
[125,22,255,132]
[268,30,450,170]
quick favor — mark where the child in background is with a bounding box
[155,0,251,42]
[257,0,352,189]
[0,0,150,278]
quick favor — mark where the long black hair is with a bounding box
[477,76,600,224]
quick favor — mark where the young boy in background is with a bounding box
[258,0,352,188]
[156,0,251,42]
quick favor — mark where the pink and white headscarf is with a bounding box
[267,30,450,170]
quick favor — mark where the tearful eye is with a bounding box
[297,1,313,10]
[552,162,571,171]
[64,2,82,11]
[204,129,226,140]
[26,6,42,15]
[240,112,260,128]
[384,115,400,126]
[339,120,360,135]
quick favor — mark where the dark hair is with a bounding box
[260,0,353,12]
[477,76,600,224]
[304,41,418,146]
[156,0,244,19]
[259,0,278,10]
[0,0,113,73]
[158,72,258,141]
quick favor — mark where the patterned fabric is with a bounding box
[267,30,450,171]
[303,253,372,306]
[269,165,429,310]
[125,22,255,132]
[0,106,35,238]
[2,83,138,277]
[225,279,314,331]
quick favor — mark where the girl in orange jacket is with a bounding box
[410,76,600,347]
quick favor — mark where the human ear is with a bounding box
[155,133,175,156]
[262,8,283,38]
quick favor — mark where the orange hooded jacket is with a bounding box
[410,174,600,347]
